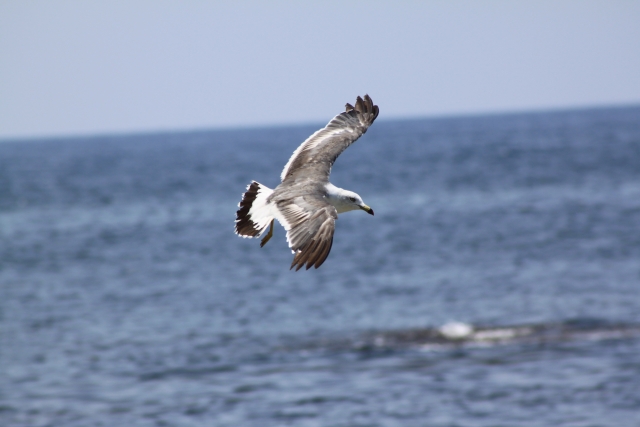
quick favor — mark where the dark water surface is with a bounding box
[2,106,640,426]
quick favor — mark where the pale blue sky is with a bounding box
[1,1,639,139]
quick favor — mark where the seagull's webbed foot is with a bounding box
[260,219,275,248]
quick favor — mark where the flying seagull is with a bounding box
[234,95,379,270]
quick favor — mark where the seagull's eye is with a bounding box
[348,197,356,202]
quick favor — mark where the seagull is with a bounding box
[234,95,379,270]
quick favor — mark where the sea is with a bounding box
[1,106,640,427]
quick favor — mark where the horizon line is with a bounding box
[2,101,639,143]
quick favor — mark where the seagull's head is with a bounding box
[331,188,374,216]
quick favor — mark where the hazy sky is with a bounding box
[1,1,639,139]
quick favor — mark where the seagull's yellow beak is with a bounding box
[361,204,374,216]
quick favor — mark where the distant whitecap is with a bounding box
[439,322,474,339]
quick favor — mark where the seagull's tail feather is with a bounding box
[235,181,275,239]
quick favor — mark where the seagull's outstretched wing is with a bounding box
[280,95,379,182]
[274,193,338,270]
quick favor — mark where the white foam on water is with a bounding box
[472,327,533,342]
[439,322,474,339]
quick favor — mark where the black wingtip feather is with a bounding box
[352,94,378,126]
[289,235,334,271]
[313,236,333,269]
[355,96,365,113]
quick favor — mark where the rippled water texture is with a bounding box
[2,106,640,426]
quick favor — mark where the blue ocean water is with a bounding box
[1,106,640,426]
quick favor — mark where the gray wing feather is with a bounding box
[280,95,379,182]
[276,195,337,270]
